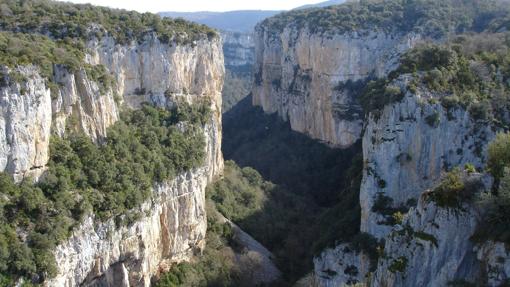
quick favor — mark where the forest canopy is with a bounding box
[0,0,217,45]
[261,0,510,38]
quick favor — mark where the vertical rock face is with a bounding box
[51,66,119,142]
[316,170,497,287]
[46,169,210,287]
[87,35,224,111]
[477,241,510,286]
[221,31,255,69]
[360,85,493,238]
[252,26,421,147]
[0,66,52,181]
[0,34,224,286]
[372,195,483,287]
[314,243,371,287]
[314,86,497,287]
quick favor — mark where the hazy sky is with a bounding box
[56,0,325,13]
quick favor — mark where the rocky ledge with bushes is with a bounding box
[0,1,224,286]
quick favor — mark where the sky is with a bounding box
[56,0,326,13]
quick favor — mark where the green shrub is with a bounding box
[487,133,510,180]
[0,31,84,81]
[389,256,408,273]
[414,231,438,247]
[359,79,405,115]
[392,212,405,225]
[425,112,440,128]
[464,163,477,174]
[426,168,468,208]
[361,32,510,124]
[469,101,491,121]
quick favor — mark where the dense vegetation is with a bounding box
[357,32,510,126]
[0,102,209,285]
[222,97,362,283]
[0,29,117,98]
[0,0,216,45]
[260,0,510,38]
[0,31,84,81]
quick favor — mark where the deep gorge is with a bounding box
[2,0,510,286]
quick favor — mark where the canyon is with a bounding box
[2,0,510,286]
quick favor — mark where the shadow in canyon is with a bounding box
[221,96,363,284]
[223,95,361,207]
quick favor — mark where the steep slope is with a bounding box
[0,1,224,286]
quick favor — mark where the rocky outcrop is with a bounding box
[1,33,224,286]
[313,82,497,286]
[314,244,371,287]
[315,172,498,287]
[252,25,421,147]
[0,66,52,181]
[372,196,482,286]
[360,83,494,238]
[51,66,119,142]
[46,168,210,287]
[218,213,282,285]
[477,241,510,286]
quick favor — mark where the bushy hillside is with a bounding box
[0,0,216,44]
[261,0,510,37]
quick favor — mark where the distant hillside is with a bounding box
[295,0,347,10]
[159,10,281,32]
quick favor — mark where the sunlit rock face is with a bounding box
[314,83,496,287]
[360,85,493,239]
[1,33,224,287]
[252,24,421,148]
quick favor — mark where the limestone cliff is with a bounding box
[360,81,494,238]
[1,34,224,182]
[46,169,210,287]
[222,31,255,69]
[314,170,504,287]
[0,33,224,286]
[252,24,421,147]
